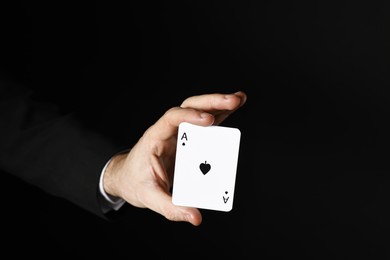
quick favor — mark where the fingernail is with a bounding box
[233,91,247,105]
[200,112,212,118]
[240,93,247,105]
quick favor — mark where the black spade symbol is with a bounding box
[199,161,211,175]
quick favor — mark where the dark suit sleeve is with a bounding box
[0,78,124,218]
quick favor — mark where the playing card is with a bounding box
[172,122,241,212]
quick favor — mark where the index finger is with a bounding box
[181,91,247,111]
[146,107,215,141]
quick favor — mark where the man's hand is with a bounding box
[103,91,247,226]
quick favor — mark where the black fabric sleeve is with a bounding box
[0,78,125,218]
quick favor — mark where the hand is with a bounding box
[103,91,247,226]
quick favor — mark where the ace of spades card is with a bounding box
[172,122,241,212]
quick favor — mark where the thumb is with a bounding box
[148,107,214,141]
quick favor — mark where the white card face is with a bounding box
[172,122,241,212]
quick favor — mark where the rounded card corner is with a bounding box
[178,121,188,127]
[233,127,241,137]
[225,206,233,212]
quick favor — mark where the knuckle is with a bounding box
[164,106,181,116]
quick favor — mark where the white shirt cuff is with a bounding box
[99,158,126,211]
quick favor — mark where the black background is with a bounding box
[1,1,389,258]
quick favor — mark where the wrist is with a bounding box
[103,152,127,198]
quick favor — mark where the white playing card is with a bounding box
[172,122,241,212]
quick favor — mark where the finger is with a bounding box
[143,189,203,226]
[234,91,248,108]
[181,91,247,126]
[147,107,215,140]
[181,91,247,112]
